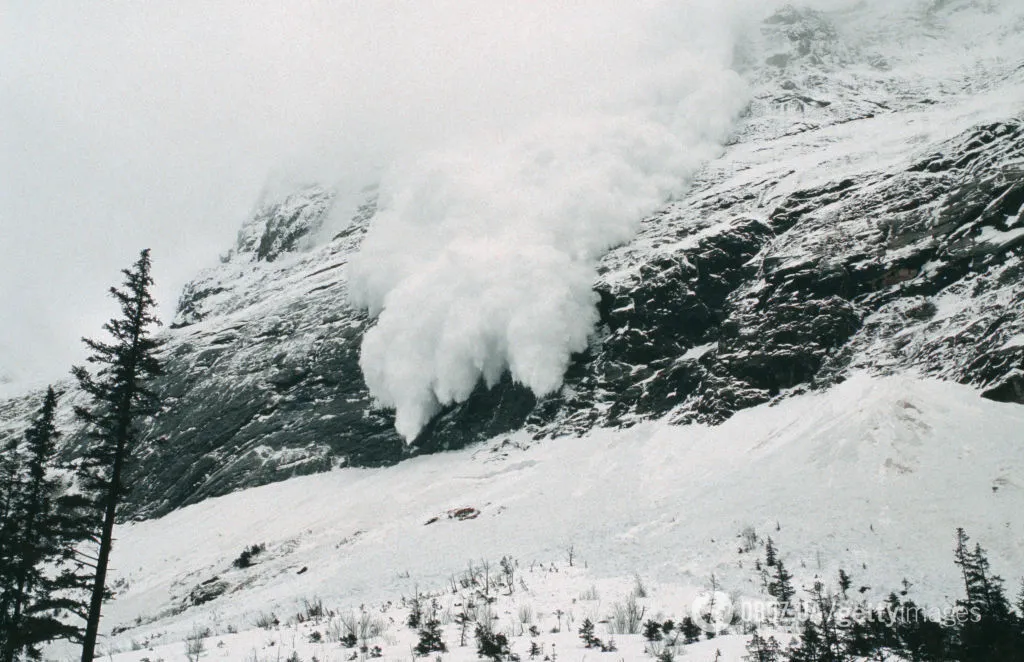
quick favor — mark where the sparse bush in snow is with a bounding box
[184,625,207,662]
[632,573,649,598]
[607,593,645,634]
[739,526,759,554]
[334,608,387,648]
[298,597,324,623]
[578,585,599,601]
[454,601,474,647]
[254,612,277,630]
[517,603,533,628]
[501,556,516,594]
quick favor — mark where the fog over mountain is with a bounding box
[2,0,757,388]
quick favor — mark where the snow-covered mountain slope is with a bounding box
[53,375,1024,659]
[2,0,1023,520]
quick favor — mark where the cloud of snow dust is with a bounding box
[348,1,753,440]
[0,0,764,392]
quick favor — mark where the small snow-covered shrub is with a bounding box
[414,619,447,656]
[739,526,759,553]
[254,612,277,630]
[184,626,207,662]
[336,608,386,647]
[632,573,648,598]
[233,543,266,569]
[607,594,645,635]
[299,597,324,623]
[475,624,519,662]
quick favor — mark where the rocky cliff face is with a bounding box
[2,0,1022,519]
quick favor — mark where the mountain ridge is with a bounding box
[1,0,1022,519]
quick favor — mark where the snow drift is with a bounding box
[348,2,750,440]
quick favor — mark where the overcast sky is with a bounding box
[0,0,772,392]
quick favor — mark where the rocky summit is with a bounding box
[1,1,1022,519]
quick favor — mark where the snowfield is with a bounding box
[57,374,1023,661]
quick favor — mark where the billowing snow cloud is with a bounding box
[348,2,751,440]
[3,0,753,414]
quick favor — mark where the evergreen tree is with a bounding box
[73,249,163,662]
[0,388,88,662]
[414,618,447,656]
[643,619,663,643]
[807,581,842,662]
[679,616,703,644]
[0,436,26,632]
[785,620,823,662]
[765,537,777,567]
[744,633,782,662]
[0,437,24,530]
[475,624,518,662]
[578,618,599,648]
[837,570,851,601]
[1016,579,1024,631]
[769,559,796,608]
[952,528,1020,661]
[890,598,948,662]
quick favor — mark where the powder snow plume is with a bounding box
[348,1,752,440]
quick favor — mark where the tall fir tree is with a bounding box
[769,559,795,608]
[764,537,777,568]
[952,528,1021,660]
[0,434,25,651]
[1016,579,1024,631]
[0,437,24,530]
[73,249,162,662]
[0,387,88,662]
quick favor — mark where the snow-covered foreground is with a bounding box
[63,374,1023,661]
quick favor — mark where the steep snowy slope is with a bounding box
[58,376,1024,659]
[1,0,1023,519]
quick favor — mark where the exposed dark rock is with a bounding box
[981,370,1024,405]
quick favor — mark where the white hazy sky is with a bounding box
[1,0,774,392]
